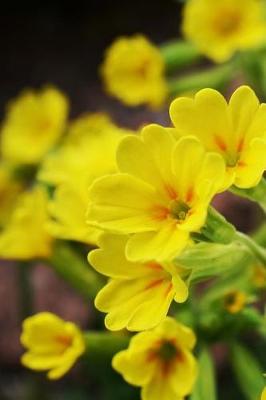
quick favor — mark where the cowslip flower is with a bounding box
[262,387,266,400]
[0,186,53,259]
[87,125,225,262]
[1,87,68,164]
[89,233,189,331]
[112,317,197,400]
[101,35,168,108]
[39,113,133,245]
[20,312,85,380]
[170,86,266,189]
[182,0,266,62]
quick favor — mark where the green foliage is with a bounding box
[190,348,217,400]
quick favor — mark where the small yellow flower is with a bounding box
[101,35,168,108]
[261,387,266,400]
[87,125,225,262]
[223,290,247,314]
[20,312,85,380]
[182,0,266,62]
[0,186,53,259]
[170,86,266,189]
[89,234,189,331]
[39,113,133,245]
[0,162,23,226]
[112,317,197,400]
[1,87,68,164]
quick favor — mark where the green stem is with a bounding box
[49,242,103,300]
[83,331,129,360]
[234,231,266,266]
[230,178,266,213]
[252,223,266,247]
[18,262,33,319]
[168,63,235,96]
[160,40,201,71]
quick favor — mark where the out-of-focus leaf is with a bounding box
[190,347,217,400]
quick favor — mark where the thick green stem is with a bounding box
[234,231,266,266]
[168,63,235,96]
[160,40,201,71]
[83,331,129,360]
[230,178,266,213]
[49,242,103,300]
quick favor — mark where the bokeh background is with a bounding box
[0,2,264,399]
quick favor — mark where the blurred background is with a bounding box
[0,2,264,399]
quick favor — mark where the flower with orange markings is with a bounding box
[87,124,225,262]
[88,234,189,331]
[170,86,266,189]
[112,317,197,400]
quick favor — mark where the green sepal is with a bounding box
[230,343,265,400]
[175,241,252,284]
[190,347,217,400]
[200,206,236,244]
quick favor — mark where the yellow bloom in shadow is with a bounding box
[39,113,133,245]
[170,86,266,189]
[223,290,247,314]
[182,0,266,62]
[89,234,189,331]
[262,387,266,400]
[0,186,53,259]
[87,125,225,262]
[101,35,168,108]
[1,87,68,164]
[0,162,23,226]
[20,312,85,380]
[112,317,197,400]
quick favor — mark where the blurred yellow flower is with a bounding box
[87,125,225,262]
[112,317,197,400]
[0,162,23,226]
[170,86,266,189]
[223,290,247,314]
[39,113,133,245]
[1,87,68,164]
[182,0,266,62]
[101,35,168,108]
[253,265,266,288]
[0,186,53,260]
[21,312,85,380]
[262,387,266,400]
[89,234,188,331]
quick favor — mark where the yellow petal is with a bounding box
[170,88,231,153]
[235,138,266,188]
[88,234,146,279]
[87,174,159,234]
[126,224,189,262]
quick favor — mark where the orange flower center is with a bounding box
[213,8,242,36]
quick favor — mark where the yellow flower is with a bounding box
[87,125,225,262]
[0,162,23,226]
[89,233,189,331]
[182,0,266,62]
[0,186,53,259]
[39,113,133,245]
[261,387,266,400]
[223,290,247,314]
[170,86,266,189]
[20,312,85,380]
[101,35,168,108]
[253,265,266,288]
[1,87,68,164]
[112,317,197,400]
